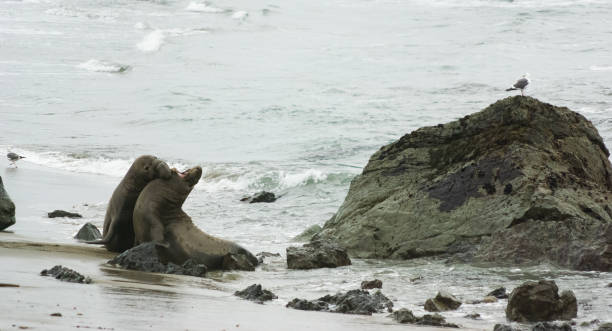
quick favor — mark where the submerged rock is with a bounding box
[108,242,207,277]
[292,224,323,242]
[286,240,351,270]
[494,325,521,331]
[424,291,462,312]
[286,289,393,315]
[361,279,382,289]
[74,222,102,241]
[48,210,82,218]
[316,97,612,271]
[221,253,257,271]
[488,287,509,299]
[531,322,573,331]
[40,265,91,284]
[464,313,481,320]
[506,280,577,322]
[390,308,459,328]
[0,176,16,231]
[234,284,278,303]
[241,191,277,203]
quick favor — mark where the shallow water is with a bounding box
[1,0,612,329]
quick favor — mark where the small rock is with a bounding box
[464,313,481,320]
[424,291,462,312]
[531,322,573,331]
[108,242,207,277]
[73,222,101,241]
[410,275,424,282]
[286,240,351,270]
[234,284,278,303]
[595,323,612,331]
[48,210,82,218]
[607,283,612,287]
[390,309,458,327]
[494,324,521,331]
[506,280,577,322]
[579,319,600,327]
[242,191,277,203]
[488,287,509,299]
[292,224,322,242]
[255,251,281,264]
[222,253,256,271]
[287,289,392,315]
[483,295,498,303]
[361,279,382,289]
[50,313,62,317]
[40,265,91,284]
[390,308,417,323]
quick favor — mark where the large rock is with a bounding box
[74,222,102,241]
[286,289,393,315]
[316,96,612,271]
[286,240,351,269]
[108,242,207,277]
[506,280,577,322]
[424,291,462,312]
[0,176,16,231]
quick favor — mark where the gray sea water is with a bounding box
[1,0,612,328]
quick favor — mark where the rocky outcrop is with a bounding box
[0,176,16,231]
[48,210,82,218]
[40,265,92,284]
[390,308,459,328]
[361,279,382,289]
[286,240,351,269]
[108,242,207,277]
[74,222,102,241]
[234,284,277,303]
[286,289,393,315]
[424,291,462,312]
[316,97,612,271]
[506,280,577,322]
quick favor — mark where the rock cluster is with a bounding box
[0,176,16,231]
[40,265,91,284]
[286,240,351,270]
[234,284,277,303]
[48,210,82,218]
[286,289,393,315]
[108,242,207,277]
[316,97,612,271]
[424,291,462,312]
[74,222,102,241]
[506,280,577,322]
[390,308,459,328]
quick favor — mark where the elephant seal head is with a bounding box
[129,155,172,187]
[163,166,203,207]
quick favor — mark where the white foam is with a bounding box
[185,2,224,13]
[76,59,129,73]
[134,22,150,30]
[590,65,612,71]
[137,30,165,53]
[231,10,249,20]
[0,28,62,35]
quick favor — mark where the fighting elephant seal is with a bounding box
[133,166,258,271]
[87,155,171,252]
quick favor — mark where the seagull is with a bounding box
[7,152,25,167]
[506,73,530,96]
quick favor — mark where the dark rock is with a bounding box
[390,308,458,327]
[255,251,281,264]
[506,280,577,322]
[607,283,612,287]
[287,289,392,315]
[50,313,62,317]
[316,96,612,271]
[48,210,82,218]
[595,323,612,331]
[108,242,207,277]
[464,313,481,320]
[488,287,509,299]
[40,265,92,284]
[242,191,277,203]
[424,291,462,312]
[0,176,16,231]
[234,284,277,303]
[74,222,101,241]
[222,252,256,271]
[494,324,521,331]
[292,224,323,242]
[286,240,351,270]
[531,322,573,331]
[361,279,382,289]
[390,308,417,323]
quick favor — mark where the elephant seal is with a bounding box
[133,166,258,271]
[86,155,172,252]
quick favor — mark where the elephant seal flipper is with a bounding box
[84,155,171,253]
[133,167,258,271]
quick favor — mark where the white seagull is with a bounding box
[506,73,530,96]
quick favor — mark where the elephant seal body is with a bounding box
[133,167,258,270]
[88,155,171,252]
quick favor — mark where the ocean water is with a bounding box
[1,0,612,328]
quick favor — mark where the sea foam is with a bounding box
[77,59,129,73]
[185,1,224,13]
[137,30,165,53]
